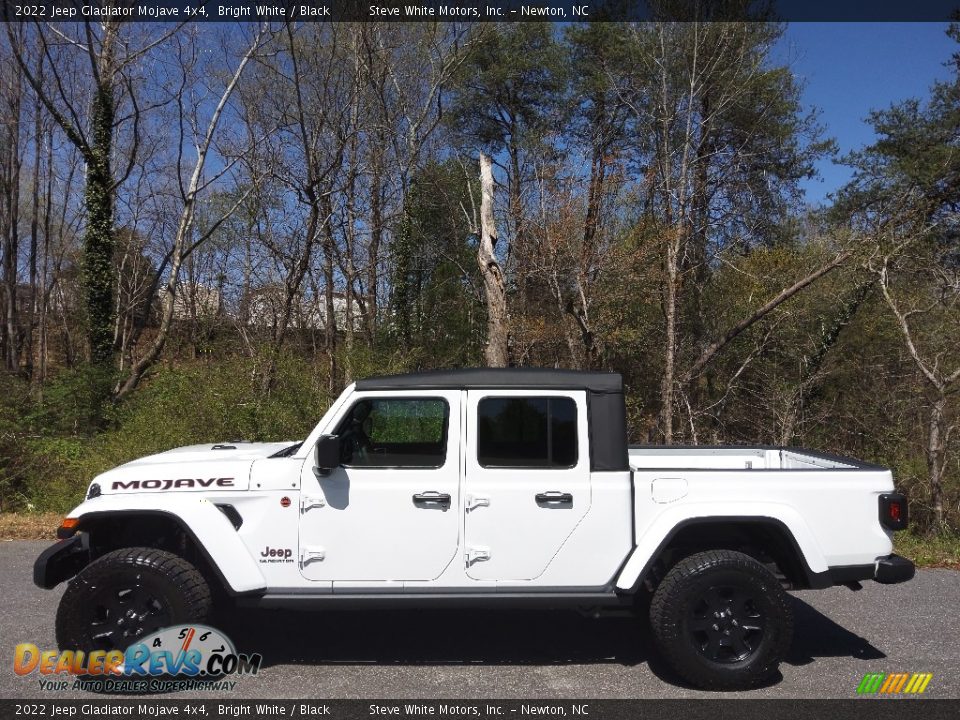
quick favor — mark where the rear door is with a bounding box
[298,390,461,583]
[463,390,591,581]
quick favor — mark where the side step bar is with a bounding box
[238,592,632,610]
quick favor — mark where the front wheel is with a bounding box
[649,549,793,690]
[56,547,212,653]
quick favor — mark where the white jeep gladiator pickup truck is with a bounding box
[35,368,914,689]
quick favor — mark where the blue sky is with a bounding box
[776,23,957,205]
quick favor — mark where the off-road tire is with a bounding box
[56,547,211,653]
[649,549,793,690]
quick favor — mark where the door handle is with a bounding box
[413,491,452,509]
[465,494,491,511]
[535,491,573,507]
[300,495,326,513]
[299,547,326,567]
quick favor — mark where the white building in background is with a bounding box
[157,281,365,331]
[160,283,222,320]
[244,285,364,331]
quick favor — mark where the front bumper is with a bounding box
[33,533,90,589]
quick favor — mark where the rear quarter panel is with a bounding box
[616,466,895,591]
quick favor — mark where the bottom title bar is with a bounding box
[1,700,958,720]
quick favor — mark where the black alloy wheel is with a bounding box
[649,549,793,690]
[687,584,765,663]
[85,571,174,650]
[56,547,211,654]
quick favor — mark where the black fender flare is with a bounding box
[622,515,829,592]
[33,533,91,589]
[34,508,258,596]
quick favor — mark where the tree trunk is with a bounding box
[571,110,608,369]
[659,226,680,444]
[35,130,55,387]
[84,26,118,368]
[367,141,383,341]
[321,195,338,393]
[927,393,947,530]
[26,82,43,381]
[506,142,529,311]
[478,152,509,367]
[1,56,22,372]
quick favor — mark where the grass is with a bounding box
[895,530,960,570]
[0,512,61,540]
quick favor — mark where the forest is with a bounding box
[0,19,958,550]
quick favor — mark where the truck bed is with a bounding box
[628,445,880,471]
[625,445,895,572]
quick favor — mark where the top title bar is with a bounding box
[1,0,958,22]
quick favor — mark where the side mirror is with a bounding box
[313,435,341,478]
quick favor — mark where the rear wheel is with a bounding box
[649,549,792,690]
[56,547,211,653]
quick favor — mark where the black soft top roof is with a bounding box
[354,367,623,394]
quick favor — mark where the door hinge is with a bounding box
[465,494,490,511]
[465,546,491,565]
[300,547,326,567]
[301,495,326,513]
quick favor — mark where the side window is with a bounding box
[336,398,449,468]
[477,397,578,469]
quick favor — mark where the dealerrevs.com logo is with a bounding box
[14,625,261,693]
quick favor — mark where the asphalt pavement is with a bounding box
[1,540,957,699]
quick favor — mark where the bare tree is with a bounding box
[115,25,268,398]
[0,26,24,372]
[874,235,960,530]
[6,21,179,368]
[477,152,509,367]
[618,21,830,442]
[237,23,353,393]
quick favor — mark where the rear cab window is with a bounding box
[477,396,578,468]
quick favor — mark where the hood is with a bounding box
[90,441,298,496]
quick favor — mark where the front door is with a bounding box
[463,390,591,581]
[298,390,461,582]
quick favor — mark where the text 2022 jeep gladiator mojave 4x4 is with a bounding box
[34,368,915,690]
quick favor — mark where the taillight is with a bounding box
[879,493,908,531]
